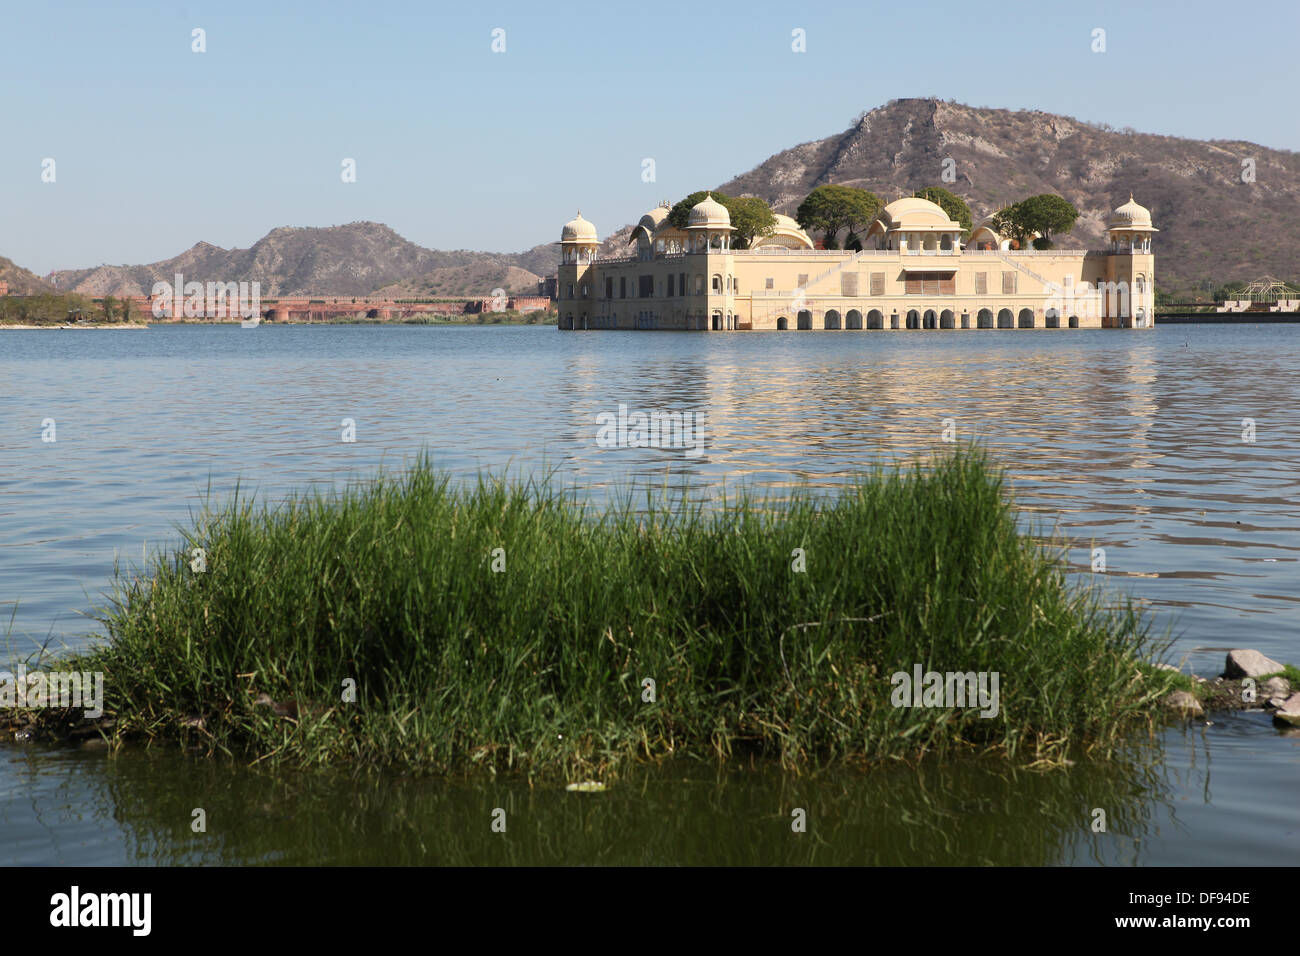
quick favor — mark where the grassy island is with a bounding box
[32,450,1188,777]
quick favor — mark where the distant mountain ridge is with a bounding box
[31,100,1300,299]
[46,222,544,298]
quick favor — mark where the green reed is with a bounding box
[63,448,1178,776]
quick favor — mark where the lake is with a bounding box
[1,323,1298,864]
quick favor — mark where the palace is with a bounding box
[556,194,1156,331]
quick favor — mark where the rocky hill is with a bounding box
[714,98,1300,295]
[31,100,1300,299]
[372,263,542,299]
[45,222,529,298]
[503,99,1300,296]
[0,257,59,295]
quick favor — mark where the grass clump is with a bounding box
[54,448,1175,776]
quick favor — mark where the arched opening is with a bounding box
[939,234,953,251]
[712,312,722,331]
[940,309,955,329]
[712,274,722,293]
[1045,308,1060,329]
[563,313,573,330]
[777,316,789,330]
[1018,308,1035,329]
[997,308,1013,329]
[890,312,900,330]
[1068,315,1079,328]
[923,234,937,251]
[867,309,883,330]
[366,309,380,319]
[923,309,937,329]
[797,310,812,330]
[977,309,993,329]
[824,309,841,330]
[906,309,920,330]
[846,309,863,330]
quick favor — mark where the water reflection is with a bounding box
[2,743,1172,866]
[2,326,1298,671]
[2,324,1299,865]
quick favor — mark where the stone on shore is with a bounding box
[1164,691,1203,717]
[1222,649,1283,679]
[1272,693,1300,728]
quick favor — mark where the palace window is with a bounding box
[668,274,675,297]
[605,278,613,299]
[620,277,626,298]
[797,274,808,289]
[870,273,885,296]
[1001,272,1017,294]
[765,277,774,290]
[639,275,654,297]
[904,273,956,295]
[975,272,988,295]
[841,273,858,296]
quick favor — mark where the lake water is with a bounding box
[1,323,1298,865]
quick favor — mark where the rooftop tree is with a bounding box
[914,186,973,237]
[664,191,776,249]
[795,185,881,248]
[990,202,1034,249]
[666,191,731,230]
[726,197,777,249]
[1016,194,1079,249]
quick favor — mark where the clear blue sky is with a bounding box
[3,0,1297,274]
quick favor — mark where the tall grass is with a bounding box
[67,448,1174,776]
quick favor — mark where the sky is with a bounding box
[2,0,1298,275]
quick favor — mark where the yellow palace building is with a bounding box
[556,194,1156,331]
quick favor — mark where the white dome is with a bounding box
[1109,195,1155,230]
[686,194,732,229]
[560,211,597,242]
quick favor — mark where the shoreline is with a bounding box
[0,322,149,330]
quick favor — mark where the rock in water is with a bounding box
[1164,691,1203,717]
[1272,693,1300,728]
[1223,649,1284,679]
[1263,676,1292,700]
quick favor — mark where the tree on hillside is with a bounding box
[795,185,882,247]
[1016,194,1079,249]
[914,186,973,237]
[726,197,777,249]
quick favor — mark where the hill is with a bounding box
[33,100,1300,299]
[46,223,525,298]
